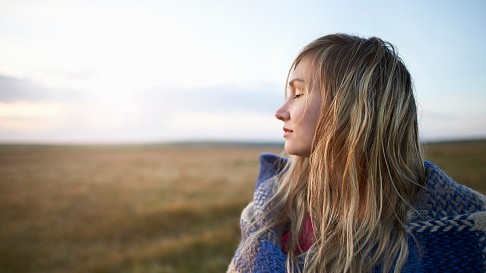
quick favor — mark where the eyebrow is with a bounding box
[288,78,305,88]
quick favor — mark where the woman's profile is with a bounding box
[227,33,486,272]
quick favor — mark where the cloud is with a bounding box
[0,74,88,102]
[167,111,281,141]
[0,75,48,102]
[0,79,285,143]
[139,83,283,114]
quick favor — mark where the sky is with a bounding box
[0,0,485,144]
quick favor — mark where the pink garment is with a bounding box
[281,215,314,255]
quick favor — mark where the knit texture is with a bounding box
[227,154,486,273]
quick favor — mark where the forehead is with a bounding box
[289,57,313,83]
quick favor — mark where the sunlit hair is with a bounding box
[242,33,426,272]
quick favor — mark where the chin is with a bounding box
[285,143,311,157]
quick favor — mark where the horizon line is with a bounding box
[0,137,485,147]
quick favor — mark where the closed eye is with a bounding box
[293,94,304,99]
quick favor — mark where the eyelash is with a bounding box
[293,94,303,99]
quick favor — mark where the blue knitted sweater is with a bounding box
[228,153,486,273]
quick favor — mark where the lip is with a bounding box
[283,127,293,138]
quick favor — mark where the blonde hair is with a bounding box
[244,34,425,272]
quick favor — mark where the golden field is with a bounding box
[0,140,485,273]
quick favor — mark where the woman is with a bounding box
[228,34,486,272]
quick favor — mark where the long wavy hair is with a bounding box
[246,34,426,272]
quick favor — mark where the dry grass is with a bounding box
[0,140,484,272]
[0,144,281,273]
[423,139,486,194]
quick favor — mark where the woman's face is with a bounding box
[275,58,321,157]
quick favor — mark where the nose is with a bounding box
[275,102,290,121]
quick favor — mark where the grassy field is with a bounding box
[0,140,484,273]
[423,140,486,193]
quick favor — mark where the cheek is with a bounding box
[291,95,321,132]
[291,102,307,123]
[303,107,320,133]
[309,112,320,133]
[303,120,318,142]
[307,98,322,132]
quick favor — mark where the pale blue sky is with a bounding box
[0,0,485,143]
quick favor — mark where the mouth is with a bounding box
[283,127,293,138]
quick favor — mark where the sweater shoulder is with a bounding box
[408,160,486,222]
